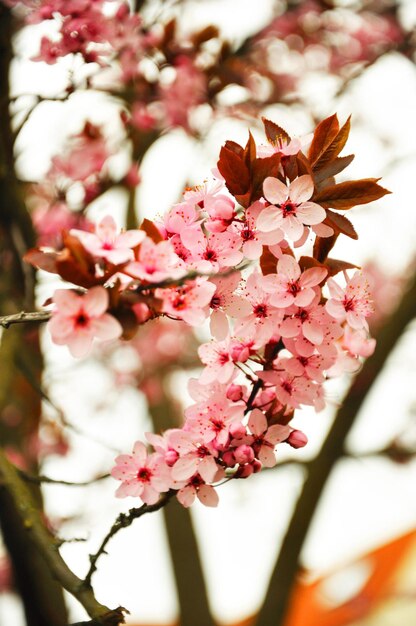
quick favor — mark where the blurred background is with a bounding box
[1,0,416,624]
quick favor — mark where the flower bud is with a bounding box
[235,463,254,479]
[222,451,236,467]
[234,445,254,465]
[227,384,244,402]
[287,429,308,449]
[252,460,262,473]
[165,449,179,466]
[229,422,246,439]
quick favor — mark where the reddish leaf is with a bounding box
[251,153,281,202]
[313,116,351,171]
[313,233,339,263]
[140,218,164,243]
[192,25,219,46]
[325,258,359,277]
[262,117,291,146]
[24,248,58,274]
[325,210,358,240]
[244,131,257,168]
[314,154,355,184]
[299,256,326,272]
[217,144,250,197]
[308,114,339,166]
[260,246,278,275]
[295,151,314,178]
[313,178,391,210]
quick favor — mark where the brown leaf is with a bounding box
[313,116,351,171]
[262,117,291,146]
[260,246,278,275]
[325,258,359,277]
[250,153,281,202]
[299,256,326,272]
[313,233,339,263]
[313,155,355,185]
[324,210,358,240]
[140,218,164,243]
[244,131,257,168]
[313,179,391,210]
[24,248,58,274]
[191,25,219,46]
[308,114,339,166]
[217,144,250,197]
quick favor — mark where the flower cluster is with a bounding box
[25,115,389,506]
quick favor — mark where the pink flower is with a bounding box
[208,272,251,340]
[180,226,243,273]
[126,238,184,283]
[234,272,284,344]
[232,201,284,260]
[71,216,145,265]
[258,175,326,241]
[198,337,236,385]
[177,474,219,508]
[263,255,327,309]
[156,278,216,326]
[325,272,374,330]
[246,409,291,467]
[48,287,122,357]
[111,441,171,504]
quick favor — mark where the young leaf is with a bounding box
[308,114,339,166]
[313,154,355,185]
[324,210,358,240]
[313,116,351,171]
[313,179,391,210]
[140,218,164,243]
[313,233,339,263]
[217,144,250,197]
[262,117,291,146]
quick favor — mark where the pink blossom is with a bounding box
[260,371,317,410]
[208,272,251,340]
[325,272,374,331]
[180,226,243,273]
[343,327,376,358]
[246,409,291,468]
[126,238,184,283]
[177,474,219,508]
[198,338,236,385]
[185,393,245,449]
[156,278,216,326]
[71,216,145,265]
[48,287,122,358]
[258,175,326,241]
[111,441,171,504]
[204,195,236,233]
[263,255,327,309]
[234,272,284,343]
[232,201,284,260]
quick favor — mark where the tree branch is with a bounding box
[255,269,416,626]
[83,490,175,588]
[0,448,126,625]
[0,310,51,328]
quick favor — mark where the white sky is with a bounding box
[2,1,416,624]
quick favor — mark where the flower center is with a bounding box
[253,303,268,318]
[204,249,217,261]
[280,200,297,217]
[74,311,89,328]
[241,228,254,241]
[137,467,152,483]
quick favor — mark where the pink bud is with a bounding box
[229,422,246,439]
[287,430,308,449]
[222,451,236,467]
[234,445,254,465]
[227,384,244,402]
[252,460,262,473]
[235,464,254,479]
[165,450,179,466]
[132,303,151,323]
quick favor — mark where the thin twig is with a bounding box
[0,310,51,328]
[19,470,110,487]
[83,490,175,588]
